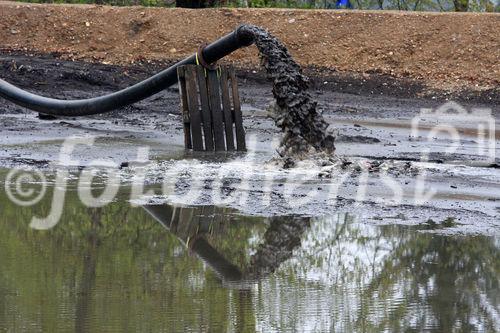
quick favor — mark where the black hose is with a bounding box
[0,25,254,116]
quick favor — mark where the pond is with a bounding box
[0,168,499,332]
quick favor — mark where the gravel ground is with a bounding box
[1,1,499,93]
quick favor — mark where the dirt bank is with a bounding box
[0,1,499,94]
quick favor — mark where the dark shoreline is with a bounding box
[1,50,497,114]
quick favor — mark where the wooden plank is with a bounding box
[228,67,246,151]
[195,66,214,151]
[185,66,204,151]
[207,70,226,151]
[177,66,192,149]
[219,68,235,151]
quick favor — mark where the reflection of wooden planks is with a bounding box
[177,65,246,152]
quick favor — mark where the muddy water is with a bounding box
[1,169,499,332]
[243,25,336,158]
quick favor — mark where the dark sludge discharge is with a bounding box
[242,25,336,160]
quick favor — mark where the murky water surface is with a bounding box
[0,168,499,332]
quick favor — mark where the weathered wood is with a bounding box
[220,67,235,151]
[207,70,226,151]
[229,67,246,151]
[177,65,245,152]
[196,66,214,151]
[185,66,204,151]
[177,66,192,149]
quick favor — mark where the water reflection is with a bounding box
[75,208,99,333]
[144,205,310,285]
[0,186,498,332]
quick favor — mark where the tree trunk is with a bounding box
[176,0,211,7]
[453,0,469,11]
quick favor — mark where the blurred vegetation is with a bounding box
[14,0,500,11]
[16,0,173,7]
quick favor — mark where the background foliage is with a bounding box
[15,0,500,11]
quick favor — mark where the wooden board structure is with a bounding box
[177,65,246,152]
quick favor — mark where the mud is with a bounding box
[243,25,336,158]
[0,52,498,236]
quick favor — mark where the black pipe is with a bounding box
[0,25,254,116]
[189,237,243,281]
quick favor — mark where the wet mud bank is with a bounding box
[0,51,499,235]
[0,51,497,165]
